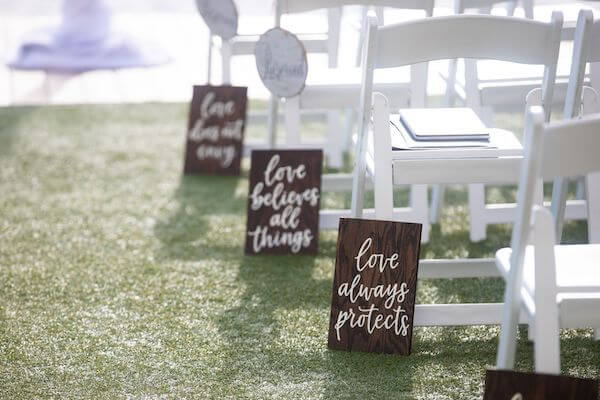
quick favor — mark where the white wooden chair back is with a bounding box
[356,14,563,166]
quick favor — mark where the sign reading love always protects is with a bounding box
[483,369,599,400]
[184,85,248,175]
[254,27,308,98]
[245,150,323,255]
[328,218,422,355]
[195,0,238,40]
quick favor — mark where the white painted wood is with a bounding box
[587,171,600,244]
[375,14,563,69]
[418,258,499,279]
[414,303,528,327]
[552,10,594,241]
[284,96,301,146]
[497,106,546,371]
[372,92,394,221]
[469,184,486,242]
[351,13,377,219]
[278,0,431,14]
[532,207,561,374]
[325,110,343,168]
[497,105,600,372]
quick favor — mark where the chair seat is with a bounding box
[496,244,600,294]
[299,67,411,109]
[375,121,524,185]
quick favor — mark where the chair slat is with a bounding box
[278,0,433,14]
[375,14,562,68]
[541,114,600,179]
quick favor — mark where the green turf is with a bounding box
[0,103,598,399]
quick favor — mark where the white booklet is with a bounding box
[397,108,489,141]
[390,117,495,150]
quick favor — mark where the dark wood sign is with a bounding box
[328,218,422,355]
[184,85,247,175]
[245,150,322,255]
[484,369,599,400]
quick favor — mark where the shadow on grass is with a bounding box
[153,174,246,261]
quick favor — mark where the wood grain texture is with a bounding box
[484,369,599,400]
[184,85,247,176]
[245,149,322,255]
[328,218,422,355]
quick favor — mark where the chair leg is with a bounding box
[533,207,561,374]
[325,110,343,169]
[575,177,586,200]
[468,183,487,242]
[430,184,445,224]
[372,93,393,221]
[411,184,430,243]
[284,96,301,147]
[267,96,279,148]
[527,323,535,342]
[221,40,232,85]
[586,171,600,244]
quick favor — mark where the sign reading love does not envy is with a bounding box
[254,27,308,98]
[184,85,247,176]
[195,0,238,40]
[328,218,422,355]
[484,369,599,400]
[245,150,322,255]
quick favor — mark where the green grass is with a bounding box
[0,103,598,399]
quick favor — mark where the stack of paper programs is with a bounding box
[390,108,495,150]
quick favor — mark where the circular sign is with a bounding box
[254,27,308,98]
[195,0,238,40]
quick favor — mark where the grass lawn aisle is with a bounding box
[0,103,598,399]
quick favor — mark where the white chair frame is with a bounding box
[351,13,564,327]
[207,1,342,85]
[496,101,600,374]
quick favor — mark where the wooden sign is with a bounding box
[254,27,308,98]
[328,218,422,355]
[184,85,247,176]
[195,0,238,40]
[245,150,322,255]
[484,369,599,400]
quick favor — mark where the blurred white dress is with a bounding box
[8,0,170,71]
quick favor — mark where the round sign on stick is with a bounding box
[254,28,308,98]
[196,0,238,40]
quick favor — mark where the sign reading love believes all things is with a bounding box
[328,218,421,355]
[184,85,247,175]
[245,150,322,255]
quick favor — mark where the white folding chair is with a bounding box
[352,12,562,238]
[207,1,342,85]
[465,8,600,243]
[278,0,433,170]
[349,13,563,327]
[496,106,600,374]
